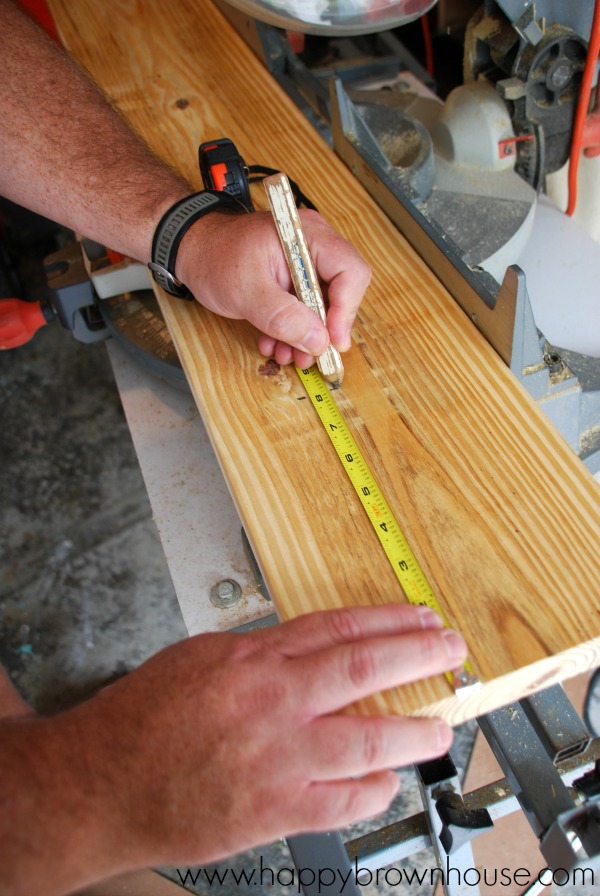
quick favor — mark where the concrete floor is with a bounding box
[1,215,597,895]
[0,320,187,712]
[1,208,188,716]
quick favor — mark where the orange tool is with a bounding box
[0,297,51,349]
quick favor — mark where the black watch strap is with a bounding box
[149,190,244,298]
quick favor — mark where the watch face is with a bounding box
[222,0,436,35]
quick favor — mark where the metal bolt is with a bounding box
[547,61,571,91]
[544,350,563,375]
[209,578,242,608]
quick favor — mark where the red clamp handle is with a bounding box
[0,297,50,349]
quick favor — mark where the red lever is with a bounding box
[0,297,50,349]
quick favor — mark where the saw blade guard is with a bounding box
[222,0,437,35]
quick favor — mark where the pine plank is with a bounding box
[48,0,600,725]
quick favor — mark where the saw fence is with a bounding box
[48,0,600,725]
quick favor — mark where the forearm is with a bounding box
[0,704,149,896]
[0,0,191,262]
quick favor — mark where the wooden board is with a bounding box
[48,0,600,724]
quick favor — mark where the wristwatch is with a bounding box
[148,190,244,298]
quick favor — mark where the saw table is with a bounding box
[45,0,600,890]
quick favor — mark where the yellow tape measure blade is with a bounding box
[296,365,478,689]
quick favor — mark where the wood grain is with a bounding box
[48,0,600,724]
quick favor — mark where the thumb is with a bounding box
[251,285,330,356]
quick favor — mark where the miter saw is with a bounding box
[213,3,600,893]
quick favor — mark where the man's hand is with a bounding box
[0,604,466,895]
[97,604,464,864]
[175,208,371,369]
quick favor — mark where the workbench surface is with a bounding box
[48,0,600,724]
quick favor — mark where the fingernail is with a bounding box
[441,629,466,662]
[337,329,352,352]
[300,328,328,355]
[417,606,444,629]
